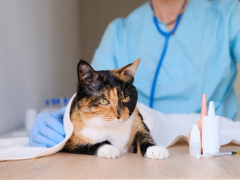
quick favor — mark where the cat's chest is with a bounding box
[79,118,133,152]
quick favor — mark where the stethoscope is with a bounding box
[149,0,187,108]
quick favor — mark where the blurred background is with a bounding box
[0,0,239,135]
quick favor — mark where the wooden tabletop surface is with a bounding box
[1,142,240,179]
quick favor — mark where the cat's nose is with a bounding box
[117,114,122,119]
[116,106,122,119]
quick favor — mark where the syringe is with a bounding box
[196,151,240,159]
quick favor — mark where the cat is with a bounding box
[64,59,169,159]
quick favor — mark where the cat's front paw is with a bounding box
[145,146,169,160]
[97,145,120,159]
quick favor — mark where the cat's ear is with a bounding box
[77,59,99,91]
[117,58,140,82]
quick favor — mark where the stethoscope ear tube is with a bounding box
[149,0,186,108]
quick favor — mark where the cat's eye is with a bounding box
[122,96,130,103]
[99,98,110,105]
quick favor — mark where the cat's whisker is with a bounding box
[126,87,134,93]
[125,89,134,94]
[124,91,134,97]
[122,82,125,90]
[124,84,133,91]
[124,87,135,95]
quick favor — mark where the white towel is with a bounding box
[0,94,240,161]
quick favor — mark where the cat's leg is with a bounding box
[132,132,169,160]
[145,146,169,160]
[65,140,120,159]
[97,144,120,159]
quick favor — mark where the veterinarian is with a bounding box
[30,0,240,148]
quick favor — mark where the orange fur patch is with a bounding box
[77,87,130,122]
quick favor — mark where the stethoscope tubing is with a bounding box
[149,0,185,108]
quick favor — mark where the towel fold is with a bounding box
[1,94,240,161]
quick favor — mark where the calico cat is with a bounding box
[64,59,169,159]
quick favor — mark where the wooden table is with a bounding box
[1,142,240,179]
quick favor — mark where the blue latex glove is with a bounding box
[29,107,66,148]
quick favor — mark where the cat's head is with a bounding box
[76,59,140,127]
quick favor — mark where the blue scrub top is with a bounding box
[91,0,240,121]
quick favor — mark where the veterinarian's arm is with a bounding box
[29,107,66,148]
[91,18,123,70]
[230,1,240,64]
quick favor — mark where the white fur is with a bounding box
[80,116,133,154]
[145,146,169,160]
[97,144,120,159]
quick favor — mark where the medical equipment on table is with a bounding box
[202,101,220,154]
[196,151,240,159]
[149,0,187,108]
[197,93,207,137]
[188,94,222,157]
[188,93,207,143]
[189,124,201,156]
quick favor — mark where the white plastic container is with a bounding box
[189,124,201,156]
[202,101,220,154]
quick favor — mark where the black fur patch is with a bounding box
[131,132,155,156]
[64,141,111,155]
[132,134,138,153]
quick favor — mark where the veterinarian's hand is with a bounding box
[29,107,66,148]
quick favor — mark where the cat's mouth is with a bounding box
[109,119,123,125]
